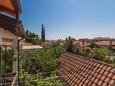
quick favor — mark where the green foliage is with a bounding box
[82,48,92,57]
[63,36,114,64]
[20,70,64,86]
[2,49,14,73]
[65,36,75,53]
[74,46,82,55]
[89,42,100,48]
[94,48,111,60]
[74,45,114,64]
[20,39,115,86]
[20,42,64,85]
[25,30,42,45]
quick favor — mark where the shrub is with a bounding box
[2,49,15,73]
[65,36,75,53]
[20,69,64,86]
[74,46,82,55]
[20,42,65,85]
[89,42,100,48]
[94,48,111,60]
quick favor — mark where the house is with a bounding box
[73,38,91,47]
[0,0,25,85]
[19,41,43,50]
[95,41,115,47]
[92,37,111,41]
[92,37,115,47]
[19,41,33,46]
[76,37,115,48]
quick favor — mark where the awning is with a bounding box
[0,0,22,16]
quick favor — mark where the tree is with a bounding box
[89,42,100,48]
[94,47,111,60]
[41,24,45,42]
[65,36,75,53]
[25,30,41,44]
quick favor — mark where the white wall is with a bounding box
[0,27,18,44]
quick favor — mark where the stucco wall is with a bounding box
[0,28,18,43]
[0,27,18,45]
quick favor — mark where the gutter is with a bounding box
[17,37,25,85]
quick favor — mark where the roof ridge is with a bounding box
[64,52,114,67]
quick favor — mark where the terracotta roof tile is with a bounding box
[57,52,115,86]
[95,41,115,46]
[19,41,33,46]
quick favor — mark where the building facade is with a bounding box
[0,0,25,85]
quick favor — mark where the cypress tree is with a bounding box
[41,24,45,42]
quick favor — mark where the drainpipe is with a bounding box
[17,37,24,85]
[0,46,2,83]
[4,46,7,84]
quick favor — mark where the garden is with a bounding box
[65,37,115,65]
[2,37,115,86]
[19,42,65,86]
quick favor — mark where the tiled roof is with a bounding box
[95,41,115,46]
[19,41,33,46]
[93,37,111,41]
[57,52,115,86]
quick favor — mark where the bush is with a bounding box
[20,42,64,85]
[74,45,114,64]
[89,42,100,48]
[2,49,15,73]
[74,46,82,55]
[65,36,75,53]
[20,70,64,86]
[94,48,111,60]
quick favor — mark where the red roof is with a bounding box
[57,52,115,86]
[19,41,33,46]
[93,37,114,41]
[95,41,115,46]
[112,41,115,45]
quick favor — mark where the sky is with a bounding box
[21,0,115,40]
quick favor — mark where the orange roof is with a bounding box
[0,0,21,16]
[95,41,111,46]
[19,41,33,46]
[111,41,115,45]
[57,52,115,86]
[95,41,115,46]
[93,37,112,41]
